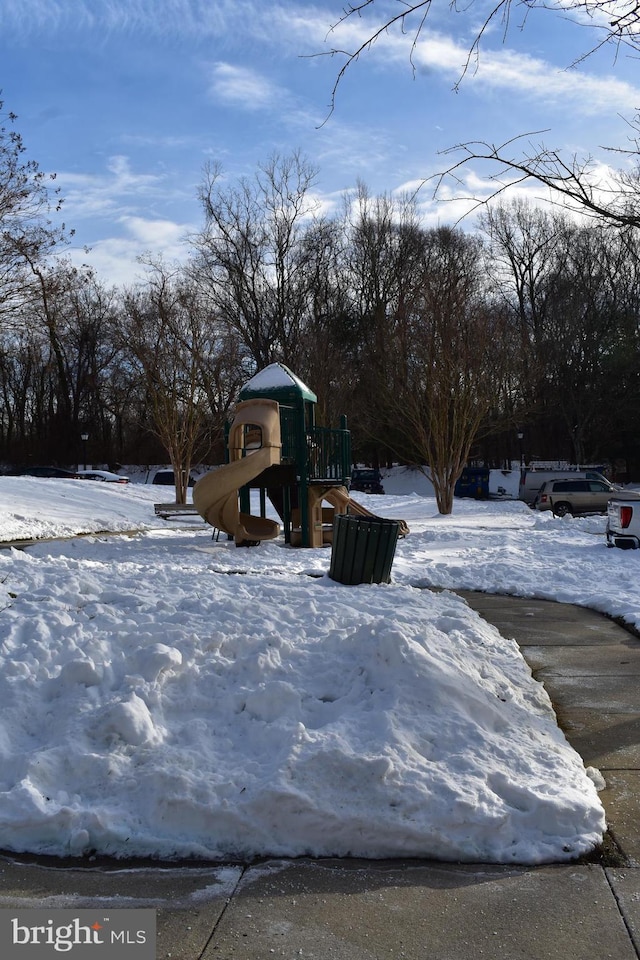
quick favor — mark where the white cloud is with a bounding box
[5,0,638,128]
[51,155,200,286]
[119,133,196,149]
[208,62,287,112]
[67,237,151,288]
[14,0,631,122]
[67,214,195,288]
[119,214,188,248]
[310,10,640,119]
[105,155,161,189]
[469,49,640,116]
[0,0,294,42]
[55,156,193,223]
[395,153,630,232]
[312,121,402,182]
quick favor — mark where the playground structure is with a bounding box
[192,363,408,547]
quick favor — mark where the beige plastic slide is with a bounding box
[322,486,410,538]
[193,399,282,545]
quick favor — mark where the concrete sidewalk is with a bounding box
[2,593,640,960]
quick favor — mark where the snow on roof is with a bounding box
[242,363,316,400]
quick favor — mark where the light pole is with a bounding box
[80,432,89,471]
[517,431,524,468]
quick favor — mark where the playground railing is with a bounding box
[307,425,351,482]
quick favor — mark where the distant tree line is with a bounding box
[2,104,639,512]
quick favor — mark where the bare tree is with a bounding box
[192,152,322,371]
[341,184,426,464]
[326,2,640,99]
[0,327,42,461]
[535,223,638,463]
[378,227,507,513]
[120,266,235,503]
[0,257,120,463]
[437,135,640,230]
[480,201,640,464]
[479,200,567,441]
[294,217,354,426]
[0,99,69,324]
[324,2,640,226]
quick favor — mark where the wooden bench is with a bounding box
[154,502,201,520]
[154,502,226,540]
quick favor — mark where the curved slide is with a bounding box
[193,398,282,545]
[193,447,280,544]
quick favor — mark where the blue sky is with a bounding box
[2,0,639,286]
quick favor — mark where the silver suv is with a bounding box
[534,477,632,517]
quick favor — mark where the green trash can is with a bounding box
[329,514,401,585]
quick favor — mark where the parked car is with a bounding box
[350,468,385,494]
[519,467,612,505]
[13,466,81,479]
[533,477,638,517]
[78,470,130,483]
[607,496,640,549]
[151,469,195,487]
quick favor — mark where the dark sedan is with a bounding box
[11,466,82,479]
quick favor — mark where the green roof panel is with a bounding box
[239,363,317,404]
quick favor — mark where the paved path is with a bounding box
[1,593,640,959]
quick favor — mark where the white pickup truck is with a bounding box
[607,496,640,549]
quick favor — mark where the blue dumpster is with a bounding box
[454,467,490,499]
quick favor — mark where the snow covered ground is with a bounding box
[0,465,630,864]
